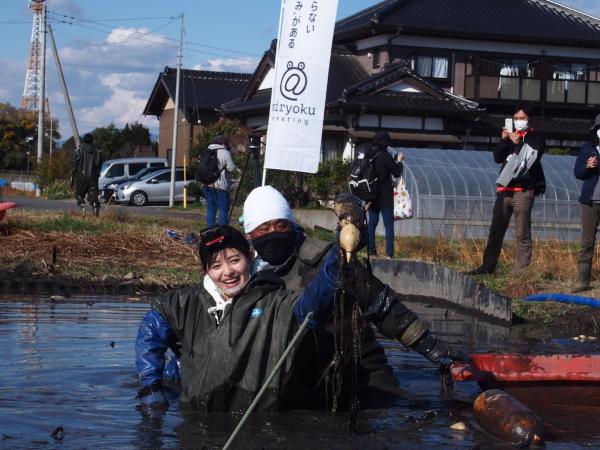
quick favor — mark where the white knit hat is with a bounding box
[242,185,294,233]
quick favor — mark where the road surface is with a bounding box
[4,195,200,221]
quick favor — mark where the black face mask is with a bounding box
[252,231,297,266]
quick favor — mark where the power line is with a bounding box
[49,16,177,48]
[50,19,259,60]
[47,11,177,23]
[48,9,261,58]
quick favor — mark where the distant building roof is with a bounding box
[339,62,481,114]
[335,0,600,48]
[143,67,252,117]
[223,53,480,117]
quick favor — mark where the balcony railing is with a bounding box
[465,75,600,105]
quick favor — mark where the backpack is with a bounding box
[348,149,382,202]
[195,147,222,185]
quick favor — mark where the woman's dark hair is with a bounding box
[198,225,250,269]
[514,102,533,118]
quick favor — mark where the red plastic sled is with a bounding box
[0,202,16,221]
[451,353,600,412]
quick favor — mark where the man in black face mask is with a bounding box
[243,185,322,288]
[242,186,469,405]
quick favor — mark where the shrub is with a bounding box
[305,159,351,201]
[191,118,248,162]
[45,179,73,200]
[35,148,71,189]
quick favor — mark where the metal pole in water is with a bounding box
[222,311,314,450]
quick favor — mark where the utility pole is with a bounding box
[49,100,52,157]
[36,3,46,197]
[169,13,184,207]
[48,24,80,149]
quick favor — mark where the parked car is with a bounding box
[98,157,168,201]
[115,168,197,206]
[101,165,167,203]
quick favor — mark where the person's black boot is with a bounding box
[573,262,592,293]
[466,265,494,276]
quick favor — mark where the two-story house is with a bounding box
[143,67,251,165]
[222,0,600,157]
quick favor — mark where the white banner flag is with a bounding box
[264,0,339,174]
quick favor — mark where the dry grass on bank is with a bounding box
[371,234,599,299]
[2,208,599,300]
[0,209,202,287]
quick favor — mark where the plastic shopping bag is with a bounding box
[393,175,413,220]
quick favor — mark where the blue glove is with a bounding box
[138,382,168,411]
[163,356,181,383]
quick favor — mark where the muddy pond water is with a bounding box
[0,293,599,450]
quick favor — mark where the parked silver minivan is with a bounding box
[98,157,168,201]
[115,168,193,206]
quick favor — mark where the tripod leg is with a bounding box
[227,151,252,225]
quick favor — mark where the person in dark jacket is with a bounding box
[242,186,468,403]
[572,113,600,292]
[365,131,404,258]
[136,224,341,412]
[136,224,466,413]
[70,133,101,217]
[468,103,545,275]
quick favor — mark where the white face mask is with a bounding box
[514,120,528,131]
[596,129,600,140]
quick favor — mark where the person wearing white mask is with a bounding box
[468,103,545,276]
[573,113,600,292]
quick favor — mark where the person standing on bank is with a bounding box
[468,103,545,275]
[572,114,600,292]
[202,135,236,226]
[70,133,101,217]
[366,131,404,259]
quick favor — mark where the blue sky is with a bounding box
[1,0,599,139]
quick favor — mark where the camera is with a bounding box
[248,134,261,151]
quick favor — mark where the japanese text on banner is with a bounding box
[264,0,339,174]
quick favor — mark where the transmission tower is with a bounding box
[21,0,46,111]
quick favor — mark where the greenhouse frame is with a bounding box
[391,148,581,241]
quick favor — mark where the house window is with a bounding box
[498,59,536,78]
[373,50,380,69]
[551,62,587,81]
[416,56,449,79]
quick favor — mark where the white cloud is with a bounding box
[192,57,258,73]
[58,27,175,71]
[75,72,156,131]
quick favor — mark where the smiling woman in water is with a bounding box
[135,224,342,412]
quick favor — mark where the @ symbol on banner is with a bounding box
[280,61,307,101]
